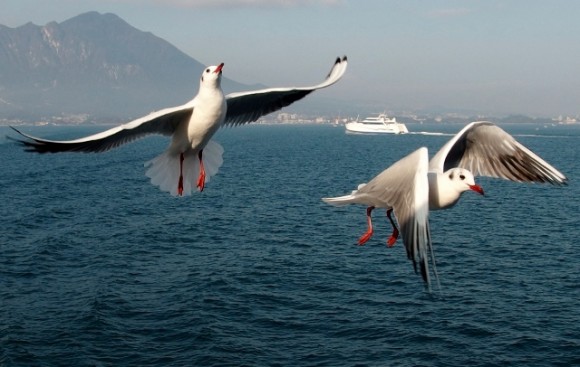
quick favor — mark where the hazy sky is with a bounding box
[2,0,579,117]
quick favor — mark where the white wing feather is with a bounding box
[223,56,347,127]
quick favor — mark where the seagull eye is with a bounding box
[460,174,466,180]
[449,172,454,180]
[205,68,210,73]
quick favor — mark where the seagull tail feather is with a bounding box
[144,140,224,197]
[321,192,360,207]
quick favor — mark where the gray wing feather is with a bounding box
[430,121,567,185]
[359,147,438,288]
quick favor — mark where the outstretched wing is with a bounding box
[429,121,567,185]
[223,56,347,127]
[359,147,438,289]
[10,104,194,153]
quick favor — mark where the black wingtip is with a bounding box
[411,257,433,290]
[335,56,347,64]
[420,261,429,283]
[7,126,50,153]
[7,135,42,152]
[326,56,348,79]
[554,175,569,186]
[5,133,23,146]
[7,126,28,146]
[9,125,22,135]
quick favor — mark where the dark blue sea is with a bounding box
[1,122,579,366]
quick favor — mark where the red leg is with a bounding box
[357,206,375,246]
[196,150,206,192]
[386,208,399,247]
[177,153,184,196]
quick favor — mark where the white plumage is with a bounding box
[323,121,567,289]
[12,56,348,196]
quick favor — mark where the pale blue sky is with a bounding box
[2,0,579,117]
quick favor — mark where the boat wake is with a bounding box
[409,131,574,139]
[408,131,454,136]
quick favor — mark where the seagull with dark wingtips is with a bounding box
[11,56,348,196]
[323,121,567,289]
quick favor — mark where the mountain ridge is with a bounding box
[0,11,257,122]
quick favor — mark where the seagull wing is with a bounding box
[223,56,347,127]
[10,104,194,153]
[359,147,438,288]
[429,121,567,185]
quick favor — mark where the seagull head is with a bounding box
[200,63,224,87]
[447,168,484,196]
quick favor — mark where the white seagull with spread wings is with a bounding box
[323,121,567,289]
[11,56,348,196]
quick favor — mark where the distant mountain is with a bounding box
[0,12,256,122]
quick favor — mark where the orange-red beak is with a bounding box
[214,63,224,74]
[469,184,485,195]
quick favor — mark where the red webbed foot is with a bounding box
[196,171,205,192]
[357,206,375,246]
[386,209,399,247]
[357,230,373,246]
[196,150,206,192]
[387,227,399,247]
[178,153,185,196]
[387,208,399,247]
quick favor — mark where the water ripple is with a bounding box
[1,124,579,366]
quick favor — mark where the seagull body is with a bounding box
[11,56,348,196]
[323,121,567,288]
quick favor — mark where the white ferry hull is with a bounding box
[344,113,408,134]
[345,122,396,134]
[345,122,409,134]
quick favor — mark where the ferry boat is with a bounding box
[345,113,409,134]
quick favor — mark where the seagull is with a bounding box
[323,121,567,289]
[11,56,348,196]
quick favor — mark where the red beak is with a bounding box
[469,184,485,196]
[214,63,224,74]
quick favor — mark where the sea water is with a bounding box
[1,123,579,366]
